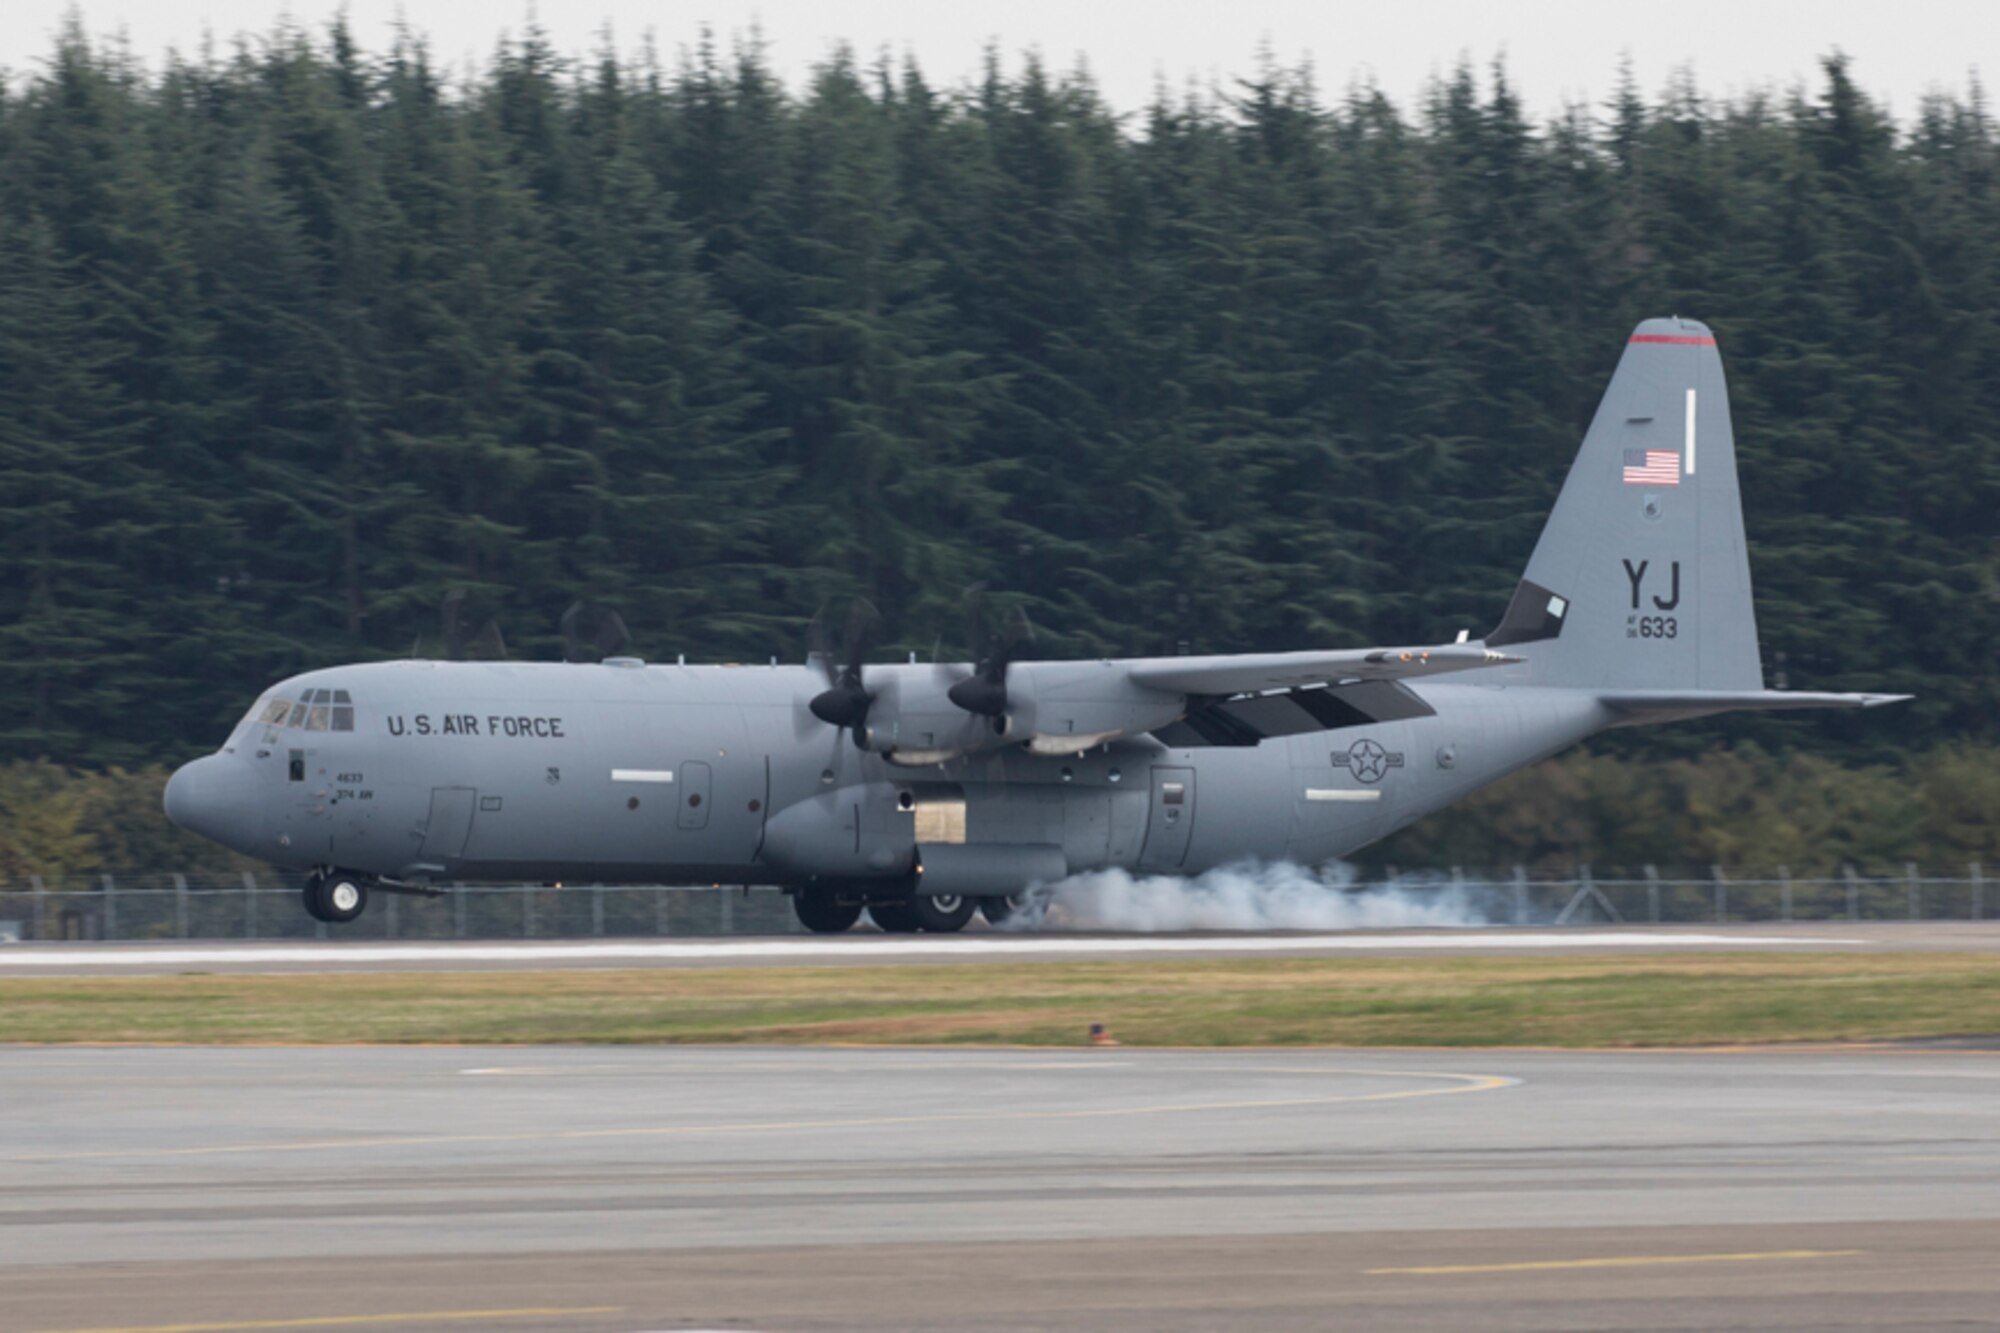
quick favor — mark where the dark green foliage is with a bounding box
[0,27,1993,778]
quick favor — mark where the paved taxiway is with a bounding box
[10,919,2000,974]
[6,1044,2000,1330]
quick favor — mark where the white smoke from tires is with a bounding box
[999,862,1516,932]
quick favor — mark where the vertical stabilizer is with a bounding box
[1486,318,1762,690]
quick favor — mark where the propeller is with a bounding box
[806,598,880,745]
[946,583,1032,718]
[559,601,631,662]
[440,589,508,661]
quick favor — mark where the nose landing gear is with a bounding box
[303,871,371,925]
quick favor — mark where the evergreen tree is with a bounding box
[0,23,1990,781]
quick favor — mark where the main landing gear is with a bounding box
[790,886,1000,934]
[792,886,864,934]
[302,870,371,925]
[978,893,1030,926]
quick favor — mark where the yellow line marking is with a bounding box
[29,1307,622,1333]
[7,1070,1514,1163]
[1368,1249,1861,1276]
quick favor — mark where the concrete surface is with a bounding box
[6,1044,2000,1329]
[14,919,2000,973]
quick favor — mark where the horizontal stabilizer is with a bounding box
[1600,689,1912,719]
[1128,645,1519,697]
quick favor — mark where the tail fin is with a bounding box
[1486,318,1762,690]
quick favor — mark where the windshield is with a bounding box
[243,688,354,732]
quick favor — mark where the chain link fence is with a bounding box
[0,863,1989,941]
[0,874,803,942]
[1381,863,1991,927]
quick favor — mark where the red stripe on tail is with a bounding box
[1629,334,1716,346]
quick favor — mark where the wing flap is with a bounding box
[1128,644,1519,696]
[1151,680,1438,748]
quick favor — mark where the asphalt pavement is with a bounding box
[6,1043,2000,1330]
[9,919,2000,973]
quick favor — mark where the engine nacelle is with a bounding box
[856,670,1003,764]
[853,662,1187,765]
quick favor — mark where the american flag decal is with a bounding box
[1622,449,1680,486]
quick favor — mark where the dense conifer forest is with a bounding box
[0,20,1994,873]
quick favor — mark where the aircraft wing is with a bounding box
[1125,644,1520,697]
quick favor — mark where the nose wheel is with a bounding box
[303,871,370,925]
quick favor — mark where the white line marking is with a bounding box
[1685,387,1697,475]
[610,769,674,783]
[8,1071,1519,1163]
[462,1058,1132,1075]
[0,932,1869,968]
[1305,788,1381,802]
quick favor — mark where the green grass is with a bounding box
[4,953,1999,1047]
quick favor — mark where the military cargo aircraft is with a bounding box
[164,319,1905,932]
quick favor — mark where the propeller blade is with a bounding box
[947,586,1031,717]
[441,589,469,661]
[994,603,1034,667]
[960,581,990,665]
[561,601,631,662]
[464,619,508,661]
[840,598,879,681]
[806,597,880,740]
[806,606,838,685]
[560,601,585,661]
[597,609,631,657]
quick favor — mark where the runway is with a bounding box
[6,1044,2000,1329]
[11,920,1999,974]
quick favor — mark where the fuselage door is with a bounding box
[1138,766,1196,870]
[418,786,478,862]
[678,761,712,831]
[277,744,333,860]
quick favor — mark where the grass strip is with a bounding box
[3,953,1998,1047]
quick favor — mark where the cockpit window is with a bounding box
[248,689,355,733]
[243,699,283,728]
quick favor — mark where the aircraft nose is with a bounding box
[163,755,263,849]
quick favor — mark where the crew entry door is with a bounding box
[1138,767,1195,870]
[417,786,478,863]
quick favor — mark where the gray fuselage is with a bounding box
[166,657,1608,890]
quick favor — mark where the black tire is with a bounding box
[867,898,921,933]
[793,887,862,934]
[979,894,1029,927]
[301,873,330,923]
[317,874,369,925]
[912,894,977,933]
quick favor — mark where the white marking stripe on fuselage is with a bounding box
[1304,789,1382,802]
[0,932,1868,968]
[610,769,675,783]
[1686,386,1697,475]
